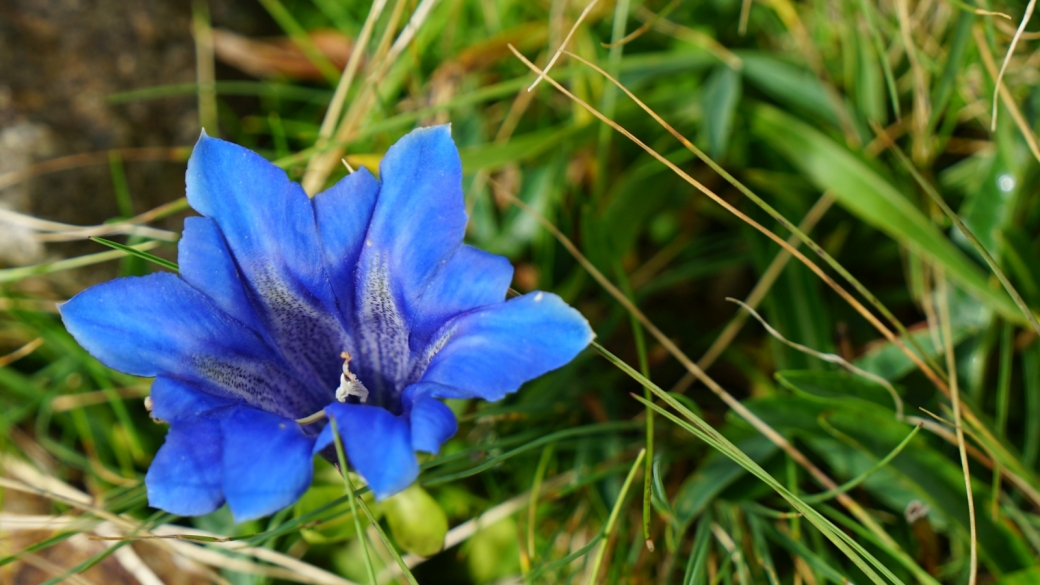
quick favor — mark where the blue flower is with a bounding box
[60,126,594,522]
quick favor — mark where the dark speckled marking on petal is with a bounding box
[355,253,411,410]
[245,263,351,401]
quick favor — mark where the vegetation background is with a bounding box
[2,0,1040,583]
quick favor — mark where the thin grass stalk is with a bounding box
[490,171,935,584]
[315,0,390,144]
[975,26,1040,163]
[586,448,645,585]
[873,122,1040,337]
[527,444,555,564]
[894,0,931,161]
[330,419,378,585]
[991,0,1037,129]
[527,47,1040,512]
[256,0,341,83]
[614,266,654,551]
[560,49,950,389]
[674,193,834,392]
[529,0,599,91]
[191,0,218,136]
[303,0,436,193]
[616,379,902,584]
[937,270,978,585]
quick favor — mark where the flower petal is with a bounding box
[222,406,316,522]
[409,245,513,348]
[149,377,236,422]
[419,292,594,401]
[59,272,325,419]
[315,402,418,500]
[314,167,380,321]
[146,418,225,517]
[186,132,349,393]
[403,386,458,454]
[178,217,264,333]
[363,125,467,312]
[352,126,466,395]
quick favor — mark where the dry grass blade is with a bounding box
[93,522,165,585]
[317,0,390,143]
[0,208,178,243]
[0,337,44,367]
[0,466,356,585]
[991,0,1037,130]
[602,0,678,48]
[302,0,435,193]
[49,387,150,413]
[895,0,930,161]
[632,7,741,69]
[550,47,954,410]
[561,49,950,390]
[528,0,599,91]
[505,47,951,583]
[192,0,218,136]
[674,193,834,393]
[730,298,904,418]
[975,26,1040,163]
[871,121,1040,338]
[937,271,978,585]
[489,167,929,582]
[0,147,190,193]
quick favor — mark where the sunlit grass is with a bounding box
[3,0,1040,583]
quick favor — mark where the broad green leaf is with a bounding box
[775,370,898,410]
[738,53,838,129]
[752,104,1023,323]
[701,65,742,159]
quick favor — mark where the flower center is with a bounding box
[335,351,369,403]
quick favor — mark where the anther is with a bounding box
[336,351,369,403]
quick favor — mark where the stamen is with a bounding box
[336,351,369,403]
[296,409,327,425]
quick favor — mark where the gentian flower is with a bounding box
[60,126,593,521]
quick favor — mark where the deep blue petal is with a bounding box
[352,125,466,396]
[59,273,323,419]
[315,402,418,500]
[409,245,513,349]
[149,377,236,422]
[222,406,316,522]
[314,167,380,322]
[419,292,594,401]
[178,217,264,333]
[402,385,458,454]
[146,418,224,517]
[186,133,349,394]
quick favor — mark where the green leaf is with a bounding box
[739,53,837,129]
[382,484,449,557]
[463,517,521,584]
[775,370,898,410]
[752,104,1023,323]
[701,65,742,159]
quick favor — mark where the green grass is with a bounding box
[4,0,1040,583]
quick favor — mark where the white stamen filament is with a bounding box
[335,351,369,403]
